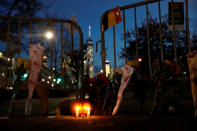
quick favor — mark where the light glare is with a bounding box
[45,31,53,39]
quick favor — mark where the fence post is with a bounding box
[113,26,117,71]
[158,1,164,64]
[134,7,139,59]
[146,0,152,78]
[185,0,191,53]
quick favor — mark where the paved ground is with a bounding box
[0,92,196,131]
[0,114,197,131]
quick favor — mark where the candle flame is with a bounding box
[74,103,91,117]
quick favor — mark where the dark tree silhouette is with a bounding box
[191,33,197,51]
[0,0,44,56]
[120,15,188,76]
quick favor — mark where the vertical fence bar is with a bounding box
[101,24,106,74]
[50,39,52,85]
[29,21,32,45]
[60,22,64,88]
[134,7,139,59]
[185,0,191,53]
[113,26,117,72]
[18,21,21,57]
[146,1,152,78]
[6,21,10,88]
[123,9,127,62]
[71,25,74,53]
[40,22,42,44]
[158,1,164,64]
[171,0,177,64]
[50,23,53,85]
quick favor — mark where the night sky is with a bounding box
[2,0,197,71]
[40,0,197,70]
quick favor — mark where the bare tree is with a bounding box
[0,0,44,56]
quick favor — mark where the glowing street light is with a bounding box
[44,30,54,86]
[138,58,142,62]
[45,31,53,39]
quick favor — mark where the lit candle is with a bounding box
[75,106,80,117]
[87,109,90,117]
[76,111,79,117]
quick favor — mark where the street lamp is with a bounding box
[138,58,142,62]
[45,30,54,86]
[45,31,54,39]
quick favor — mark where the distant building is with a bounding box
[98,60,113,78]
[84,25,94,78]
[105,60,112,77]
[0,51,15,89]
[42,55,48,67]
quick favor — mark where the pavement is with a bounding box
[0,114,197,131]
[0,93,197,131]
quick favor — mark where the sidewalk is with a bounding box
[0,93,196,130]
[0,114,197,131]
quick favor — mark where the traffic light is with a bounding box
[56,77,62,84]
[21,73,28,81]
